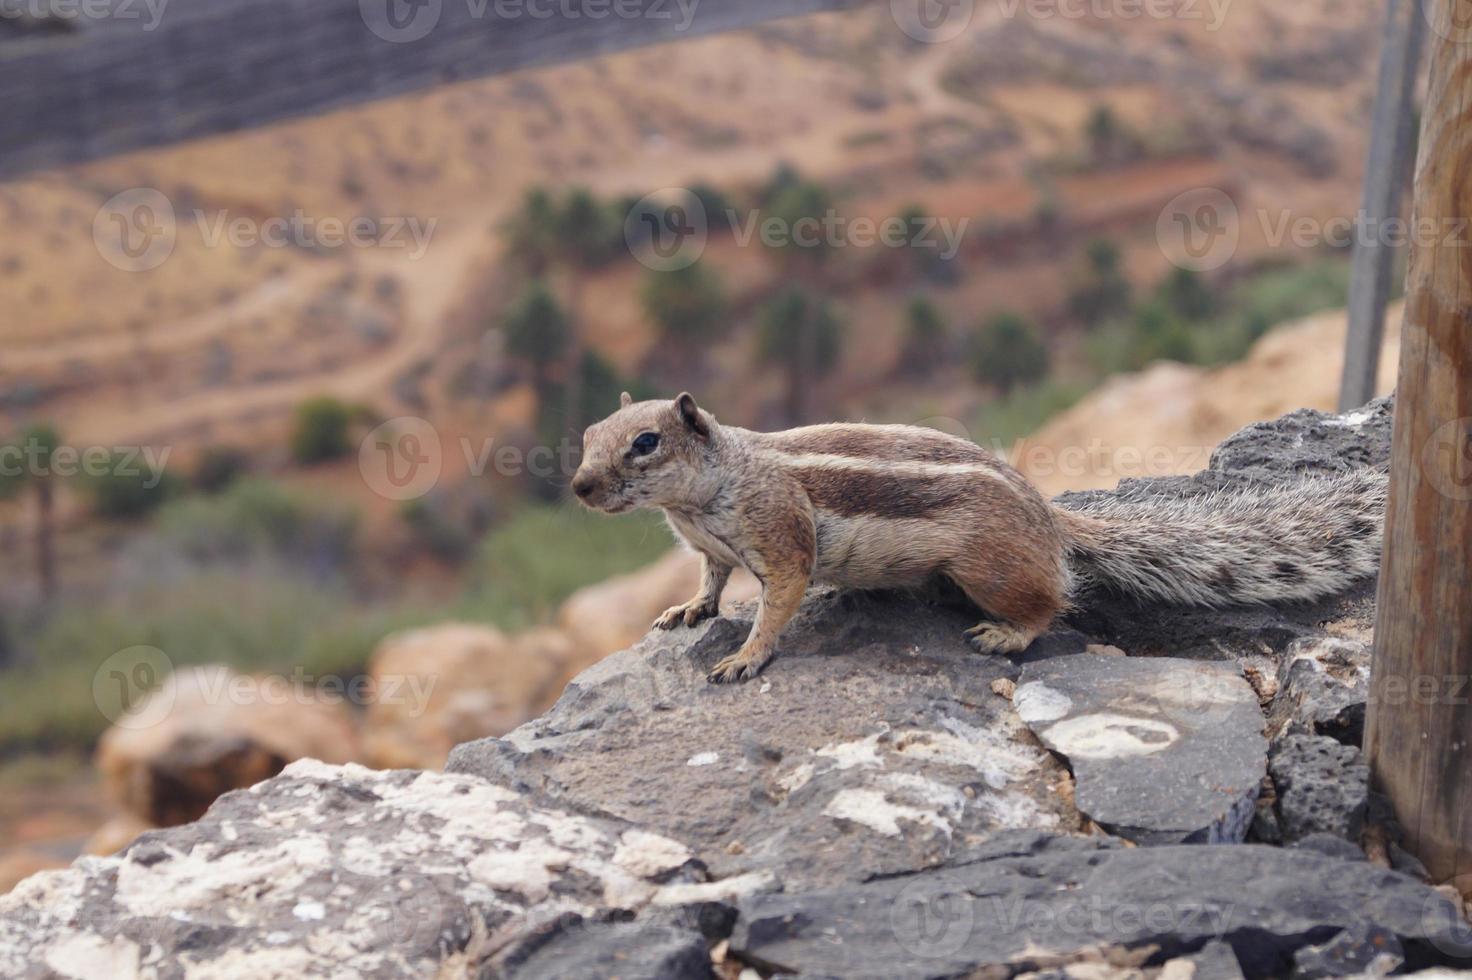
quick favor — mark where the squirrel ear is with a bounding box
[674,392,709,438]
[619,391,633,408]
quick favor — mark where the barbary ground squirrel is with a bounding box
[571,393,1386,683]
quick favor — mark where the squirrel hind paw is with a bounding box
[707,650,770,684]
[964,622,1037,655]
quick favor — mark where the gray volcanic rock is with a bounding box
[1015,655,1266,843]
[1268,734,1369,844]
[1266,636,1371,746]
[0,760,717,979]
[729,844,1468,979]
[497,915,715,980]
[3,398,1441,980]
[1188,940,1250,980]
[448,589,1086,891]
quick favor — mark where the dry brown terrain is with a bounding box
[0,0,1382,462]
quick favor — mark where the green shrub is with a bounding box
[1157,267,1219,322]
[290,397,353,464]
[970,312,1049,395]
[1067,238,1132,329]
[469,504,672,626]
[85,452,182,519]
[192,446,251,493]
[155,479,358,572]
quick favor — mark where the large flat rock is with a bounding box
[730,843,1469,979]
[448,589,1086,891]
[1015,654,1267,843]
[0,760,717,980]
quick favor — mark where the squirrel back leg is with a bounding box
[944,550,1063,655]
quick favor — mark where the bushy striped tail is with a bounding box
[1052,469,1387,607]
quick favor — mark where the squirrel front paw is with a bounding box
[653,599,717,630]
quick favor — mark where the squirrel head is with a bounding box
[571,391,716,513]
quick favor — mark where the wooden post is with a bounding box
[1339,0,1426,412]
[1364,0,1472,886]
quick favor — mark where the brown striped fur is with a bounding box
[572,393,1384,683]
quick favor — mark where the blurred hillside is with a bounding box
[0,0,1404,879]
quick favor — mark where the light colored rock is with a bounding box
[557,549,759,659]
[1019,304,1401,494]
[362,622,573,770]
[0,760,716,979]
[0,851,67,897]
[95,665,359,827]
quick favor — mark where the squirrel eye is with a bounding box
[631,432,660,456]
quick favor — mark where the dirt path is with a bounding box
[4,268,337,372]
[57,222,492,448]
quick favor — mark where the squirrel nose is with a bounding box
[572,472,597,500]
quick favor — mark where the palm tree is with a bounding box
[640,261,728,380]
[503,187,560,278]
[758,287,843,425]
[552,188,616,431]
[897,294,949,377]
[503,282,570,413]
[0,424,61,601]
[970,312,1049,396]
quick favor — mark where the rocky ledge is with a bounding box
[5,396,1472,979]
